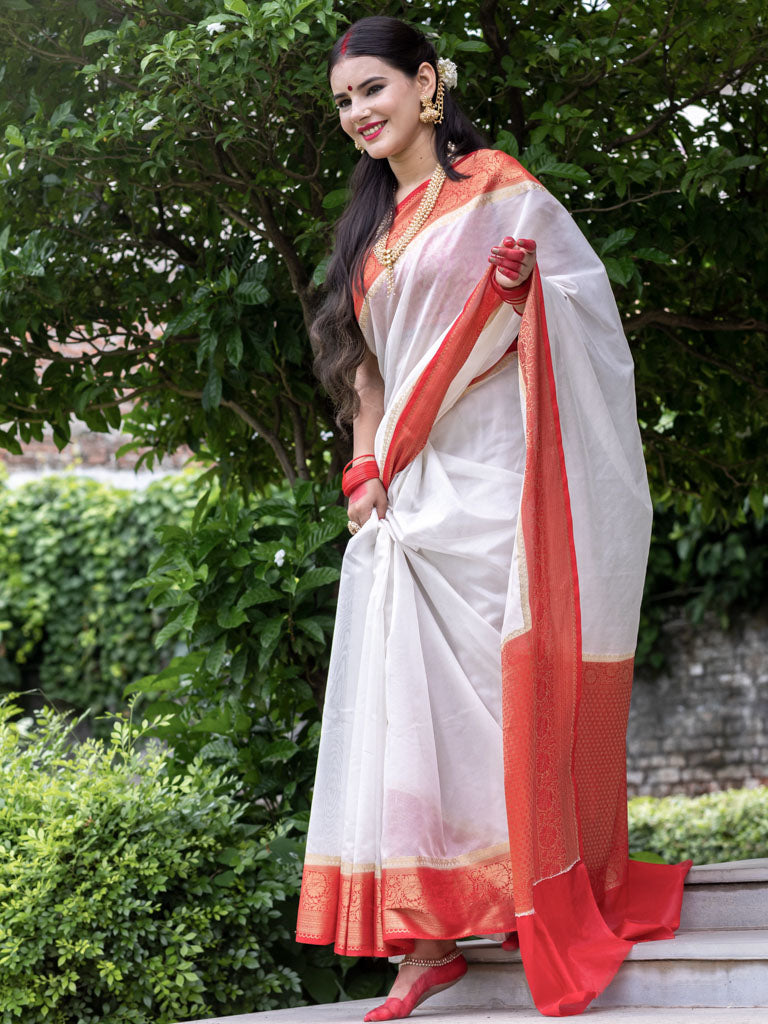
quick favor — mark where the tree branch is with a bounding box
[254,193,315,338]
[571,188,679,214]
[159,378,296,484]
[624,310,768,335]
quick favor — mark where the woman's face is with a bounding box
[330,55,436,159]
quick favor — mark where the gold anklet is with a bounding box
[399,947,462,969]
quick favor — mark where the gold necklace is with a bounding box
[373,164,447,294]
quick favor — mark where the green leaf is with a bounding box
[299,510,348,557]
[50,102,74,128]
[295,566,340,594]
[296,617,324,643]
[4,125,24,148]
[153,603,198,648]
[312,256,330,286]
[83,29,114,46]
[301,966,341,1004]
[216,606,248,629]
[597,228,637,256]
[235,280,269,304]
[259,616,283,649]
[237,582,279,608]
[205,634,227,673]
[603,255,635,286]
[322,189,349,210]
[456,39,491,52]
[202,368,222,411]
[225,325,243,366]
[261,738,299,763]
[224,0,249,17]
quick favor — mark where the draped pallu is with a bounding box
[296,150,692,1016]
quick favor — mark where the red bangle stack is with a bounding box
[342,454,381,497]
[490,272,531,313]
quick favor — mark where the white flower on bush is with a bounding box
[140,115,162,131]
[206,22,226,36]
[437,57,458,90]
[274,548,286,567]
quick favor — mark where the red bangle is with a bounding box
[342,453,376,474]
[490,272,531,306]
[342,459,380,497]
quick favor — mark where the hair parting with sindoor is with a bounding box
[311,16,486,429]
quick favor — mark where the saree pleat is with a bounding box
[296,149,691,1015]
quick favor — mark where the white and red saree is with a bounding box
[296,149,692,1016]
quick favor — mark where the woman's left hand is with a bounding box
[488,237,536,289]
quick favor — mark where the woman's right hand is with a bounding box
[348,477,388,528]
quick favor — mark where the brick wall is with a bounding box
[627,611,768,797]
[0,421,193,484]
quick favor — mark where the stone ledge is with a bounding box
[176,1005,768,1024]
[687,858,768,884]
[458,928,768,964]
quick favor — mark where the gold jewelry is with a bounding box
[419,78,446,126]
[347,520,361,535]
[400,948,462,969]
[354,135,364,152]
[373,163,447,293]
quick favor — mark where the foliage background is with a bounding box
[0,699,304,1023]
[0,0,765,517]
[0,473,198,714]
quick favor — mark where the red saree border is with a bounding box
[502,268,692,1015]
[354,149,541,319]
[381,268,502,488]
[296,854,517,957]
[501,265,582,913]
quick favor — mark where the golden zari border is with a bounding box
[296,848,518,956]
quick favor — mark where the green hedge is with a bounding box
[0,696,764,1022]
[1,472,765,711]
[0,698,303,1024]
[629,786,768,864]
[0,474,199,714]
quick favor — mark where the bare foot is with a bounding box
[385,939,458,1001]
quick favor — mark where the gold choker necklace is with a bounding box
[373,164,447,294]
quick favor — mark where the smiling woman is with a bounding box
[298,15,692,1023]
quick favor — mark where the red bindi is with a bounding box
[347,85,352,91]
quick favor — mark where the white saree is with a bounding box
[296,150,691,1016]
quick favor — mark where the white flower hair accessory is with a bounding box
[437,57,458,90]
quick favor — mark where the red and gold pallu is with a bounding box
[296,150,692,1016]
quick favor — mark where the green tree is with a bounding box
[0,0,766,516]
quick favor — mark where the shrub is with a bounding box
[0,473,200,714]
[0,698,303,1024]
[126,477,348,828]
[628,786,768,864]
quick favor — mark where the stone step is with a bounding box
[680,857,768,930]
[680,879,768,929]
[178,1005,768,1024]
[423,929,768,1010]
[461,927,768,964]
[177,861,768,1023]
[685,858,768,884]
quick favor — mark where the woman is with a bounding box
[296,15,692,1021]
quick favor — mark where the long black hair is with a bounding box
[312,16,486,428]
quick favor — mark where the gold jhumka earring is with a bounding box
[354,136,364,152]
[419,77,446,126]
